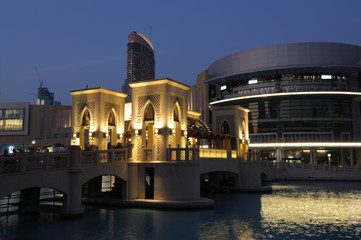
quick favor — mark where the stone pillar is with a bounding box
[61,146,84,217]
[276,148,282,162]
[312,149,317,165]
[350,148,354,167]
[341,148,345,167]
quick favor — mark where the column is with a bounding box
[276,148,282,162]
[61,146,84,217]
[340,148,345,167]
[350,148,354,167]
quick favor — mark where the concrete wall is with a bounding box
[263,166,361,181]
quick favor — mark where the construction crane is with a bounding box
[35,67,43,88]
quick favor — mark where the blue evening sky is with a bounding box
[1,0,361,105]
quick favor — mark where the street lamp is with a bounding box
[327,153,331,166]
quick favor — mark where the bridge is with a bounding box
[0,146,242,218]
[2,146,361,219]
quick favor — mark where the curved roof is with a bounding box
[207,42,361,84]
[128,31,154,50]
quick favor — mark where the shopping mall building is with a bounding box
[195,42,361,166]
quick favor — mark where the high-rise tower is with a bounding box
[124,31,155,101]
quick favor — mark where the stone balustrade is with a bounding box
[0,148,127,176]
[261,161,361,172]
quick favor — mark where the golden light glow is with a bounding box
[129,78,190,91]
[70,87,128,98]
[250,142,361,148]
[261,184,361,231]
[210,91,361,105]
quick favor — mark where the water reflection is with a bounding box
[261,182,361,239]
[2,182,361,239]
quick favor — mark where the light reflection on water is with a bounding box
[2,181,361,239]
[260,182,361,239]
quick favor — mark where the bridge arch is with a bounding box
[200,158,239,175]
[0,172,70,199]
[82,174,127,200]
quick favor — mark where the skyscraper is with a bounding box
[124,31,155,100]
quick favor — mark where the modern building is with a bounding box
[0,102,72,154]
[196,42,361,166]
[37,86,55,105]
[123,31,155,101]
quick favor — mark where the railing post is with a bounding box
[69,146,80,168]
[166,147,170,161]
[20,156,27,174]
[110,149,114,163]
[95,150,99,164]
[176,144,180,161]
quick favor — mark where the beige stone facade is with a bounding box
[70,87,127,150]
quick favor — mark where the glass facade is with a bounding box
[0,109,24,131]
[209,73,360,164]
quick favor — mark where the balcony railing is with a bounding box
[167,146,199,161]
[80,148,127,165]
[261,161,361,172]
[0,152,70,175]
[199,148,237,159]
[144,149,152,161]
[213,82,361,102]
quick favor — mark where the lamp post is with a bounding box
[327,153,331,166]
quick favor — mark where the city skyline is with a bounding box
[1,0,361,105]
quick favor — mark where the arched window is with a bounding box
[144,103,155,121]
[174,106,179,122]
[82,109,90,126]
[108,111,115,126]
[221,121,230,135]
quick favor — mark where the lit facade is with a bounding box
[198,42,361,166]
[0,102,72,153]
[70,78,251,201]
[70,87,127,150]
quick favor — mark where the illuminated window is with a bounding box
[0,108,24,131]
[82,109,90,126]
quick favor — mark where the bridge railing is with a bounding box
[0,152,70,176]
[166,145,237,161]
[0,148,128,175]
[199,148,237,159]
[144,149,152,161]
[167,145,199,161]
[261,161,361,172]
[79,148,127,166]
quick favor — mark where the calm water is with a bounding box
[2,181,361,240]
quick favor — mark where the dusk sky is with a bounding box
[1,0,361,105]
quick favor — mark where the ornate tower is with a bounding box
[129,78,189,162]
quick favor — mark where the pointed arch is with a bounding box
[221,120,231,135]
[108,109,116,126]
[81,107,91,126]
[143,100,155,121]
[173,100,182,123]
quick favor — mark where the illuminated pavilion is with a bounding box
[69,78,251,202]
